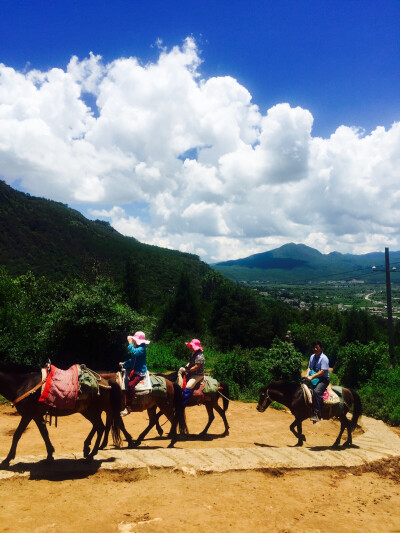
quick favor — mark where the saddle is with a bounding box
[117,370,153,396]
[39,364,80,410]
[39,364,104,410]
[191,376,219,402]
[301,383,340,406]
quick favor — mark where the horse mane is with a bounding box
[0,360,41,374]
[267,380,301,394]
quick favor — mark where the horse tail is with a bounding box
[110,381,122,448]
[219,381,230,411]
[173,382,188,435]
[349,388,362,429]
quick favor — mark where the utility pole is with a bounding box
[373,247,396,368]
[385,247,395,368]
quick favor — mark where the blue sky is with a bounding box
[1,0,399,262]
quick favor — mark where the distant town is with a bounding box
[243,281,400,319]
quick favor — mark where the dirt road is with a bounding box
[0,402,399,533]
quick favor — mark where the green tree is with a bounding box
[335,341,390,388]
[156,271,203,340]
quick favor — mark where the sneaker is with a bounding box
[120,408,130,417]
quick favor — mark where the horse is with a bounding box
[97,372,187,449]
[257,380,362,448]
[0,361,120,467]
[144,371,230,438]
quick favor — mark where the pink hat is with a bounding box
[131,331,150,345]
[185,339,203,352]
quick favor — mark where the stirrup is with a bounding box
[310,412,319,423]
[120,408,130,417]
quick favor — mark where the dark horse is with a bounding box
[146,371,230,438]
[98,373,187,449]
[257,380,362,448]
[0,361,120,467]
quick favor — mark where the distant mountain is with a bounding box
[0,180,209,304]
[213,243,400,284]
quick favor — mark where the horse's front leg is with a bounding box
[34,416,55,462]
[1,415,31,467]
[290,418,305,446]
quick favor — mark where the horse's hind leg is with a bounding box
[332,415,346,448]
[215,402,230,436]
[1,415,31,467]
[83,412,105,460]
[34,416,55,461]
[199,403,215,436]
[343,416,354,448]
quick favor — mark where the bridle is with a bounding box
[258,387,273,411]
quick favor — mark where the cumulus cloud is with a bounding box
[1,38,399,263]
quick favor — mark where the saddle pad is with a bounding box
[323,388,340,405]
[203,375,219,394]
[39,365,79,410]
[150,375,167,397]
[134,371,152,395]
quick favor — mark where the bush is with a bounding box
[359,366,400,425]
[335,341,390,389]
[211,339,302,401]
[146,340,187,371]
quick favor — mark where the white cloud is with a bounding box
[1,38,400,263]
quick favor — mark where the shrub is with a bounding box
[359,366,400,425]
[336,341,389,389]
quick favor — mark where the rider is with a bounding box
[179,338,205,407]
[305,341,330,423]
[119,331,150,416]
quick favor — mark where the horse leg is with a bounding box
[34,416,55,461]
[132,416,158,448]
[214,402,230,436]
[342,415,354,448]
[82,412,105,460]
[199,403,214,436]
[290,418,305,446]
[332,415,347,448]
[1,415,31,467]
[153,407,164,436]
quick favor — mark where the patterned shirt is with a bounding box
[188,349,205,375]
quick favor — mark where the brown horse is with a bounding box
[98,372,187,449]
[257,380,362,448]
[145,371,230,438]
[0,361,120,467]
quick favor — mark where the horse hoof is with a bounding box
[45,455,54,463]
[167,442,176,449]
[294,442,303,447]
[223,430,229,437]
[0,460,10,469]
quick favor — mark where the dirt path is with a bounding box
[0,402,399,532]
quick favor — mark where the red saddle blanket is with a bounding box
[192,379,206,398]
[39,365,80,410]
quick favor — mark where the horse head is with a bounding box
[257,385,273,412]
